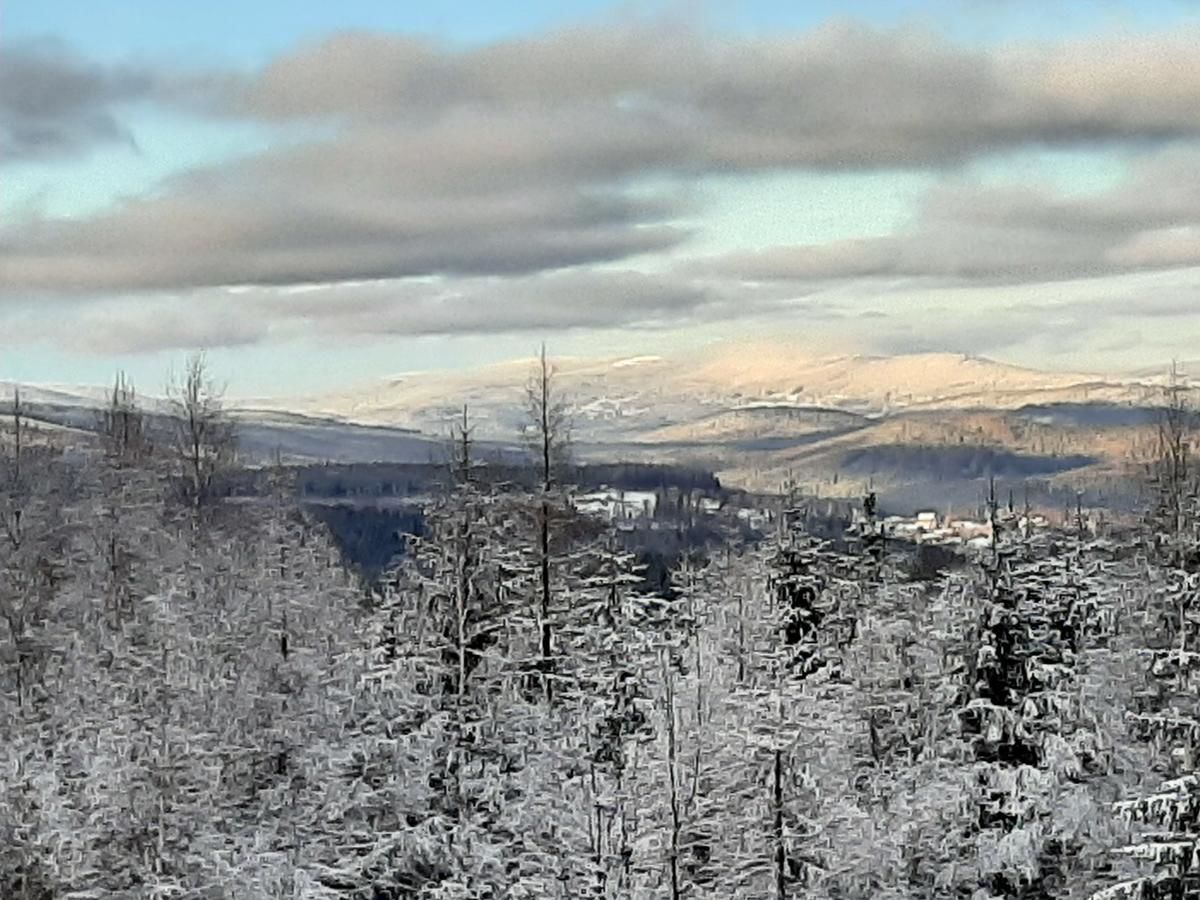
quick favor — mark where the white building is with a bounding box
[576,488,658,521]
[915,511,938,529]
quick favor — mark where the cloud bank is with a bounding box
[703,148,1200,285]
[5,20,1200,357]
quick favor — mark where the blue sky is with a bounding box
[3,1,1200,395]
[10,1,1196,60]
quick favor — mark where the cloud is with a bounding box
[232,22,1200,167]
[0,174,686,291]
[9,21,1200,298]
[701,148,1200,285]
[833,267,1200,368]
[12,296,271,355]
[257,269,727,336]
[10,262,1197,366]
[8,270,758,353]
[862,308,1069,358]
[0,40,158,161]
[0,106,690,291]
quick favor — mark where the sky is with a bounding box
[4,0,1200,396]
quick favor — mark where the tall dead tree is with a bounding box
[523,344,570,703]
[167,352,236,518]
[449,404,480,700]
[1149,361,1198,571]
[10,387,21,485]
[100,371,152,465]
[93,372,157,620]
[0,388,29,702]
[0,387,72,709]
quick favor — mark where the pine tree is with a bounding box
[1088,375,1200,900]
[951,524,1117,898]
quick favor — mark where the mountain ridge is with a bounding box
[0,343,1190,506]
[257,341,1178,438]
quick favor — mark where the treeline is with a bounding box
[225,461,723,501]
[2,352,1200,898]
[838,444,1097,481]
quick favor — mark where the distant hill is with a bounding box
[644,405,869,445]
[0,339,1192,513]
[264,341,1190,441]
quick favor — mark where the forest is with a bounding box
[2,352,1200,900]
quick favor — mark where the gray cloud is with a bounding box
[831,265,1200,366]
[233,23,1200,167]
[0,150,687,291]
[262,270,719,336]
[14,270,737,353]
[702,148,1200,286]
[0,40,157,161]
[14,264,1197,362]
[9,21,1200,303]
[44,299,270,355]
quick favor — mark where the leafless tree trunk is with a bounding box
[92,372,162,624]
[523,344,570,703]
[662,650,682,900]
[0,388,27,705]
[449,404,478,702]
[167,352,236,518]
[774,746,786,900]
[10,386,21,485]
[100,371,151,464]
[1150,361,1196,570]
[452,404,475,488]
[0,388,69,710]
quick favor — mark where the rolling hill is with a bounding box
[1,339,1191,512]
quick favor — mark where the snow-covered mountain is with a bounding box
[228,339,1189,500]
[259,339,1182,443]
[0,340,1189,502]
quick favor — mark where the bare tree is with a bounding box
[167,352,236,516]
[523,344,571,490]
[93,372,159,621]
[99,371,151,465]
[9,387,21,485]
[1148,361,1198,570]
[0,386,74,710]
[450,404,481,488]
[662,649,683,900]
[522,344,571,702]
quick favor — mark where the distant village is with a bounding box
[575,484,1107,551]
[874,509,1037,549]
